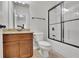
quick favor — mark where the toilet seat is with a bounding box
[39,41,51,47]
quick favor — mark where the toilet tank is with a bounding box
[34,32,44,41]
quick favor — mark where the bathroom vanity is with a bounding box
[3,29,33,58]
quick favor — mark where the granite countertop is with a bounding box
[3,29,33,34]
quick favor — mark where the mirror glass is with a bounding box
[13,2,30,29]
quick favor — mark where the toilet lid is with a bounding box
[39,41,51,47]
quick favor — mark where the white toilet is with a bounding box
[33,32,51,57]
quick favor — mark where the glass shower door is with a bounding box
[64,20,79,46]
[63,1,79,21]
[63,1,79,46]
[48,3,62,41]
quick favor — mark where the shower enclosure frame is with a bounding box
[48,1,79,48]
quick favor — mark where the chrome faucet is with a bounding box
[17,24,24,31]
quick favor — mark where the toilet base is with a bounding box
[39,48,49,58]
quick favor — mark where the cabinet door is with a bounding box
[3,41,19,58]
[19,40,33,58]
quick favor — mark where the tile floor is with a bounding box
[32,49,64,58]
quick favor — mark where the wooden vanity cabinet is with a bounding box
[3,33,33,58]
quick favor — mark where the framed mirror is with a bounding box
[13,2,30,29]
